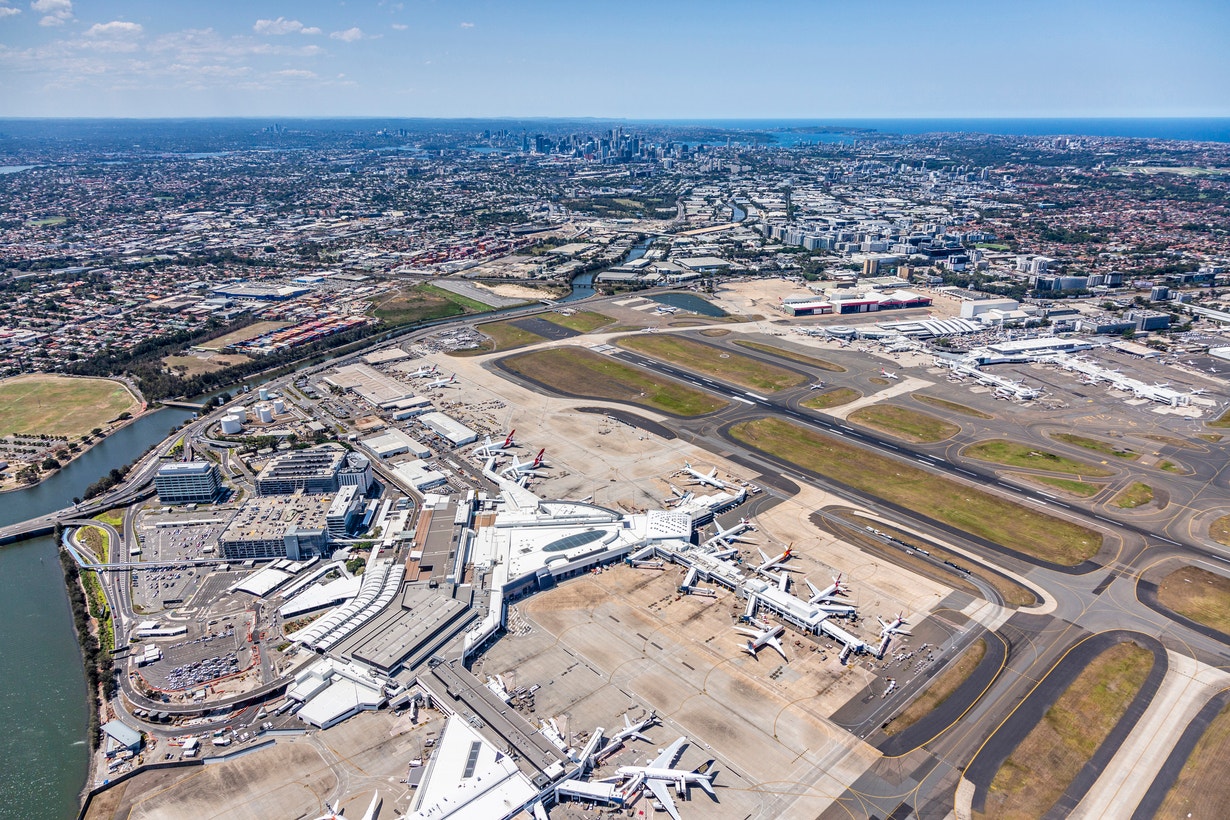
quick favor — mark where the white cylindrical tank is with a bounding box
[256,405,273,424]
[258,388,270,401]
[272,398,285,414]
[232,406,247,422]
[220,416,243,435]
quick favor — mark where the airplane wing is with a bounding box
[805,579,821,599]
[646,778,681,820]
[767,635,788,661]
[650,736,688,769]
[757,548,770,564]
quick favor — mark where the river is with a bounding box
[563,237,653,301]
[0,405,198,818]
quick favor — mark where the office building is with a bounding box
[154,462,221,505]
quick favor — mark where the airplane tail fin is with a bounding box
[503,429,515,447]
[532,448,545,467]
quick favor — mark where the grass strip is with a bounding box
[1157,701,1230,819]
[913,394,993,419]
[886,639,987,735]
[540,311,613,333]
[1158,565,1230,634]
[503,347,728,417]
[848,404,960,443]
[802,387,861,410]
[478,320,547,351]
[620,335,807,393]
[731,339,846,372]
[1211,515,1230,548]
[1113,482,1154,508]
[1052,432,1139,460]
[964,439,1115,477]
[1010,474,1104,498]
[980,641,1152,820]
[731,418,1101,565]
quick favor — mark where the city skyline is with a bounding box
[1,0,1228,119]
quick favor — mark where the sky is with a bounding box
[0,0,1228,119]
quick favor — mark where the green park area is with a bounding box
[371,283,488,327]
[619,335,807,393]
[979,641,1152,820]
[502,347,728,417]
[730,418,1101,565]
[0,374,140,438]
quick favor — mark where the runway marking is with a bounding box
[745,392,768,401]
[1155,536,1180,545]
[956,468,978,477]
[1095,515,1115,523]
[1023,497,1049,507]
[732,397,754,405]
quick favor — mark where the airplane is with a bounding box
[705,517,754,547]
[472,429,516,459]
[664,484,694,507]
[876,613,912,657]
[735,620,788,661]
[808,381,827,390]
[424,373,458,389]
[614,737,719,820]
[360,793,380,820]
[502,448,547,477]
[311,802,344,820]
[407,364,438,378]
[879,369,900,380]
[805,574,850,604]
[680,462,728,490]
[754,545,793,575]
[606,711,659,749]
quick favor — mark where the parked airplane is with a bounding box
[735,620,788,661]
[876,613,912,657]
[706,517,754,547]
[805,574,850,604]
[502,448,547,477]
[879,368,900,380]
[614,737,718,820]
[680,462,728,490]
[407,364,438,378]
[664,484,694,507]
[608,711,658,748]
[754,545,793,575]
[311,804,343,820]
[808,381,827,390]
[425,373,458,389]
[472,430,517,459]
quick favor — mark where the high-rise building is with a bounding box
[154,462,221,505]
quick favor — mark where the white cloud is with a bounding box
[460,22,474,28]
[254,17,320,36]
[86,21,143,37]
[391,23,407,31]
[31,0,70,25]
[330,27,363,42]
[274,68,316,79]
[0,4,21,18]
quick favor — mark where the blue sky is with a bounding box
[0,0,1227,118]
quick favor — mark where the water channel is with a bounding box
[0,405,198,818]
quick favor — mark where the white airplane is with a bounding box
[472,429,516,459]
[311,803,343,820]
[876,613,912,658]
[754,545,793,575]
[705,517,754,547]
[360,793,380,820]
[502,448,546,477]
[424,374,457,389]
[607,711,658,748]
[680,462,728,490]
[879,368,900,380]
[664,484,694,507]
[735,620,788,661]
[615,737,718,820]
[808,381,827,390]
[407,364,438,378]
[805,574,850,604]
